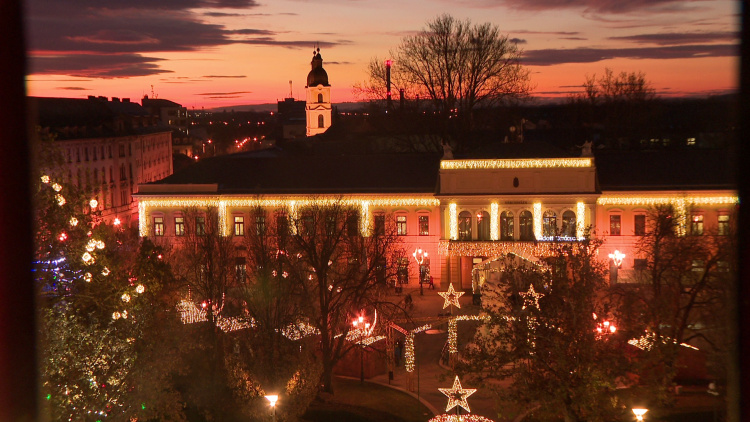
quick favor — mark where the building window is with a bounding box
[418,215,429,236]
[634,258,647,271]
[373,213,385,236]
[501,211,514,240]
[276,212,288,236]
[300,212,314,236]
[196,217,206,236]
[175,217,185,236]
[519,210,533,241]
[609,214,621,236]
[397,215,407,236]
[458,211,472,240]
[561,210,576,238]
[254,213,266,236]
[397,258,409,284]
[317,114,325,128]
[234,216,245,236]
[326,215,337,236]
[347,214,359,237]
[634,214,646,236]
[119,144,125,157]
[691,259,705,272]
[690,214,704,236]
[718,214,730,236]
[477,211,490,240]
[235,260,247,282]
[542,210,557,237]
[317,93,323,103]
[717,261,730,273]
[84,148,89,161]
[120,190,128,206]
[153,216,164,236]
[120,164,126,181]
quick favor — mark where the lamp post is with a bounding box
[265,394,278,421]
[632,408,648,421]
[608,249,625,285]
[353,316,369,384]
[413,247,428,296]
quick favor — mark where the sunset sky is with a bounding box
[24,0,740,110]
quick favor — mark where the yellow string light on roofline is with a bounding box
[441,158,593,170]
[597,195,738,206]
[438,241,556,259]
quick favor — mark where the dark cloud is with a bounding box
[510,38,527,44]
[197,91,253,96]
[522,44,738,66]
[57,87,90,90]
[511,30,581,35]
[499,0,705,14]
[201,75,248,78]
[28,54,173,78]
[324,61,353,65]
[608,31,738,46]
[25,0,335,78]
[561,37,587,41]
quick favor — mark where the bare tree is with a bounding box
[239,200,406,393]
[615,205,735,403]
[356,14,531,149]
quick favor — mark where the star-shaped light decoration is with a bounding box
[438,375,476,413]
[439,283,465,309]
[519,284,544,310]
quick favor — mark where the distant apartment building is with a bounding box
[30,96,173,227]
[141,97,189,132]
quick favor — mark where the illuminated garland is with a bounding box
[448,315,490,354]
[176,300,254,332]
[576,201,586,240]
[404,324,433,373]
[441,158,592,170]
[138,195,439,238]
[597,195,739,206]
[627,331,699,351]
[439,283,464,309]
[439,241,555,259]
[449,203,458,240]
[490,203,499,241]
[533,202,542,240]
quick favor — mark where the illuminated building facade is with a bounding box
[134,144,736,290]
[31,96,174,226]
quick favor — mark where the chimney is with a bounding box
[111,97,120,102]
[122,98,130,103]
[88,95,96,100]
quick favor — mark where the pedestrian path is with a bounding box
[367,285,501,421]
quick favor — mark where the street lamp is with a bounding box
[413,247,429,295]
[353,316,368,384]
[265,395,278,421]
[632,408,648,421]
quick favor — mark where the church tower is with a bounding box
[305,47,332,137]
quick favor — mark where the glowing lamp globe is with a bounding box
[265,394,278,407]
[632,408,648,421]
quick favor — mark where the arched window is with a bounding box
[458,211,472,240]
[477,211,490,240]
[543,210,557,237]
[562,210,576,238]
[501,211,514,241]
[318,114,325,128]
[519,210,534,241]
[317,93,323,103]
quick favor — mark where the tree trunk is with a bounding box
[321,360,334,394]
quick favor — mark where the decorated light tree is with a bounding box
[35,176,184,421]
[462,238,630,422]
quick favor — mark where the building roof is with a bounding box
[306,51,330,87]
[141,97,183,108]
[149,149,441,195]
[595,149,737,191]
